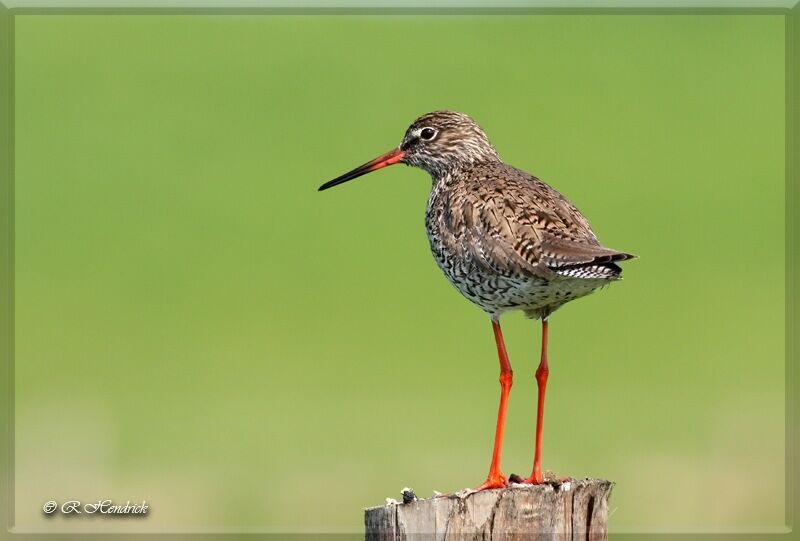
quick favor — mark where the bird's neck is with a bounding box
[428,157,498,186]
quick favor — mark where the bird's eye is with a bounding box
[420,127,437,140]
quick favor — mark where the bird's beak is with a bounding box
[318,148,406,191]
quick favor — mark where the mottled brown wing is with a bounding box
[459,188,554,279]
[459,163,633,278]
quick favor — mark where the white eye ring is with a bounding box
[419,127,437,141]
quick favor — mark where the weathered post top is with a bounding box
[365,478,612,540]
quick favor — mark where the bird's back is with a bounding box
[425,161,633,319]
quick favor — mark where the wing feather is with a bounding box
[452,163,633,279]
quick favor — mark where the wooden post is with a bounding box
[365,478,613,540]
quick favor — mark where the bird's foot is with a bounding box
[509,472,571,485]
[508,472,544,485]
[521,475,545,485]
[470,472,508,493]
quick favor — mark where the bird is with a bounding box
[318,111,634,491]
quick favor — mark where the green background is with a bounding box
[12,14,785,533]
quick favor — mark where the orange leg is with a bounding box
[473,320,513,491]
[523,319,549,484]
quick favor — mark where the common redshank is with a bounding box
[318,111,634,490]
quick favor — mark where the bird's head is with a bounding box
[399,111,500,175]
[318,110,499,191]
